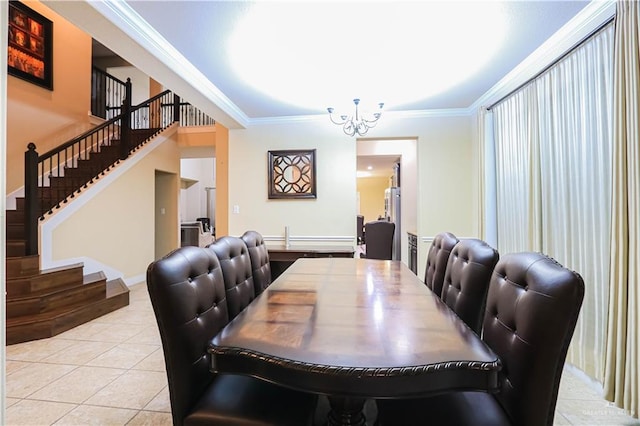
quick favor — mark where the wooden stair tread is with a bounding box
[7,268,103,302]
[6,281,128,326]
[106,278,129,297]
[6,263,85,297]
[6,279,130,345]
[6,255,39,276]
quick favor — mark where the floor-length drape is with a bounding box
[604,0,640,418]
[493,85,541,255]
[492,23,614,382]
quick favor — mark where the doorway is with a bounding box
[155,170,178,260]
[356,138,418,263]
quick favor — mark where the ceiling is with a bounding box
[50,1,600,177]
[122,0,590,119]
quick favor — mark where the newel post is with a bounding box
[24,143,39,256]
[173,93,180,123]
[120,78,132,160]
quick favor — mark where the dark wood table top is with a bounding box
[209,257,501,399]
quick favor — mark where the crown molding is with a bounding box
[471,0,616,111]
[45,0,615,128]
[248,107,473,127]
[90,1,250,128]
[44,0,250,129]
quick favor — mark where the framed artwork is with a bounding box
[268,149,317,199]
[8,1,53,90]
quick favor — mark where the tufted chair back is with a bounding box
[208,236,256,319]
[146,246,229,426]
[483,252,585,426]
[424,232,459,297]
[362,220,395,260]
[241,230,272,296]
[440,238,499,334]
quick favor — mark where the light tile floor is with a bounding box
[5,282,640,425]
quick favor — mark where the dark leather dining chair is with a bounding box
[241,230,272,296]
[208,236,256,319]
[424,232,459,297]
[440,238,499,334]
[361,220,395,260]
[376,251,585,426]
[146,246,318,426]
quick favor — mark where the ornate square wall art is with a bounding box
[268,149,317,199]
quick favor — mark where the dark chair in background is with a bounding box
[357,215,365,245]
[208,236,255,319]
[376,252,585,426]
[146,246,318,426]
[440,238,499,334]
[424,232,459,297]
[241,230,272,296]
[361,220,395,260]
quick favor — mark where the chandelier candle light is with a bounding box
[327,99,384,137]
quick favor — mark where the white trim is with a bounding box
[249,107,474,126]
[89,1,249,127]
[42,0,248,129]
[472,0,616,111]
[1,2,8,423]
[40,125,178,281]
[263,235,355,244]
[420,236,476,245]
[124,273,146,287]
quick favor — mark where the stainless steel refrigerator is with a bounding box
[384,186,401,261]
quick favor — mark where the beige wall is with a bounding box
[228,114,476,262]
[45,131,180,282]
[6,1,92,194]
[357,176,388,223]
[229,120,356,243]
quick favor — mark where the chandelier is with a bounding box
[327,99,384,137]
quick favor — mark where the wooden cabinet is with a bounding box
[408,232,418,275]
[268,245,355,279]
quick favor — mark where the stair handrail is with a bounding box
[22,86,186,256]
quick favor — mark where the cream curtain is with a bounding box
[493,84,541,254]
[604,0,640,418]
[492,24,614,382]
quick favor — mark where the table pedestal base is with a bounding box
[327,396,367,426]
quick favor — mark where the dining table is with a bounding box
[209,257,501,425]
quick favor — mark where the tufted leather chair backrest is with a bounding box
[241,230,272,296]
[146,246,229,426]
[424,232,459,297]
[440,238,499,334]
[208,236,256,319]
[483,252,584,426]
[363,220,395,260]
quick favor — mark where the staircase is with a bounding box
[5,82,209,344]
[4,128,161,345]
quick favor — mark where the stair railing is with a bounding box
[91,66,128,120]
[22,84,189,256]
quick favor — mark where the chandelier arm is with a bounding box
[329,113,347,125]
